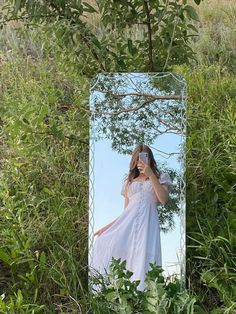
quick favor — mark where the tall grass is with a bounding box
[174,63,236,312]
[0,27,90,312]
[190,0,236,72]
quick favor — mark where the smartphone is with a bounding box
[139,152,148,164]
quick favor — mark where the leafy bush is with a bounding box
[190,0,236,72]
[0,290,45,314]
[0,46,89,312]
[175,63,236,313]
[89,257,200,313]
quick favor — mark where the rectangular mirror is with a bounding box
[88,72,186,293]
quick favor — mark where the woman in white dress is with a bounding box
[89,143,173,291]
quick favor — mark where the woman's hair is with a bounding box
[123,143,160,189]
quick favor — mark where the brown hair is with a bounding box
[123,143,160,191]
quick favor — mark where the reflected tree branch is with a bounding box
[92,97,155,116]
[151,125,181,135]
[149,145,180,157]
[95,89,187,100]
[152,116,182,133]
[89,76,186,155]
[90,101,182,133]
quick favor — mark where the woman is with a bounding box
[89,143,172,291]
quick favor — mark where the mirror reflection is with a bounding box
[89,73,186,292]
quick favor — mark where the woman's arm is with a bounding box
[103,218,119,231]
[137,160,169,205]
[124,185,129,209]
[94,216,120,236]
[149,173,169,205]
[124,196,129,209]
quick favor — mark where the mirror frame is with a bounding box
[88,72,187,290]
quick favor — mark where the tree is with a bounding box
[1,0,203,76]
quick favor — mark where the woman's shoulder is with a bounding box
[122,173,129,183]
[159,171,172,186]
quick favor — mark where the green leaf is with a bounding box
[127,39,133,54]
[106,291,118,301]
[187,24,198,33]
[22,117,30,124]
[0,249,11,265]
[43,187,54,196]
[16,289,23,308]
[14,0,22,15]
[83,2,98,13]
[91,37,102,50]
[39,251,46,272]
[184,5,199,21]
[117,59,126,68]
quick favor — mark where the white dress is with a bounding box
[89,172,173,291]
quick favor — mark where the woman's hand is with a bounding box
[94,217,120,237]
[137,160,154,177]
[94,226,108,237]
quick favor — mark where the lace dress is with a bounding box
[89,172,173,291]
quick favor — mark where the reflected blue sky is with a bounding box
[90,133,182,277]
[89,73,185,278]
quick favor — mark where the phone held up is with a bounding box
[139,152,148,164]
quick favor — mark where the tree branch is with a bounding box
[143,0,153,71]
[6,0,106,72]
[0,14,58,25]
[150,145,181,157]
[72,29,105,71]
[162,1,179,71]
[152,116,182,133]
[54,4,106,72]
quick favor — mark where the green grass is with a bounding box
[175,63,236,313]
[0,33,90,312]
[190,0,236,72]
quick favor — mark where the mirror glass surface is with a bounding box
[88,72,186,291]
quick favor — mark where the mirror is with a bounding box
[88,72,186,292]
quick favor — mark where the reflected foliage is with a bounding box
[90,72,186,232]
[91,73,186,154]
